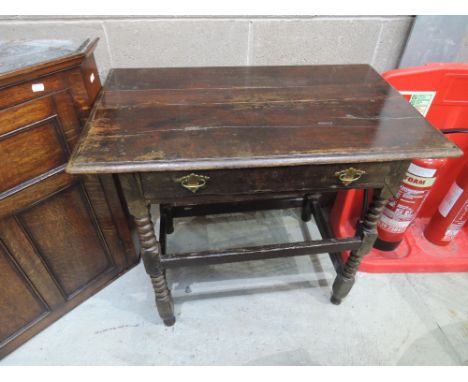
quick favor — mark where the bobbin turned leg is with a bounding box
[136,214,175,326]
[119,174,175,326]
[331,188,390,305]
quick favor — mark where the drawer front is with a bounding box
[142,162,399,202]
[0,120,68,193]
[0,93,81,200]
[0,94,56,136]
[0,73,67,110]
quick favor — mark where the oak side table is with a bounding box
[67,65,460,326]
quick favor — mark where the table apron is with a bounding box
[140,161,401,203]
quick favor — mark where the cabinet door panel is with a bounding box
[0,217,65,308]
[0,241,49,345]
[0,120,68,193]
[17,183,115,299]
[0,171,73,220]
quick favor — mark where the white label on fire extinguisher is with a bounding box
[444,223,465,241]
[439,182,463,217]
[379,214,412,233]
[407,163,437,178]
[443,200,468,240]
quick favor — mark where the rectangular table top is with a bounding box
[67,65,461,174]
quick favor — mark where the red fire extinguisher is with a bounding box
[424,167,468,246]
[374,158,448,251]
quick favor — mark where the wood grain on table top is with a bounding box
[67,65,461,174]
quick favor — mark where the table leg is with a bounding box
[330,187,390,305]
[136,213,175,326]
[119,174,175,326]
[301,194,312,222]
[161,205,174,234]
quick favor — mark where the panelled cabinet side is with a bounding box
[0,39,137,359]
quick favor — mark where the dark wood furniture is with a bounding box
[0,39,138,358]
[67,65,461,326]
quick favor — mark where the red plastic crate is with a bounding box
[330,64,468,273]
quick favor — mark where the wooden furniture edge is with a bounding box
[0,38,99,89]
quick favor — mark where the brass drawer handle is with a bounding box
[176,173,210,193]
[335,167,366,186]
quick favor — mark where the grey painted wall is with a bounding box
[0,16,413,80]
[399,16,468,67]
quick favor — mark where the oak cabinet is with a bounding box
[0,39,138,358]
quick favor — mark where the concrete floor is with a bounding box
[2,208,468,365]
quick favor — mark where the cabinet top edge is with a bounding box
[0,38,98,88]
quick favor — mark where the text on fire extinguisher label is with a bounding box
[403,174,436,188]
[379,214,412,233]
